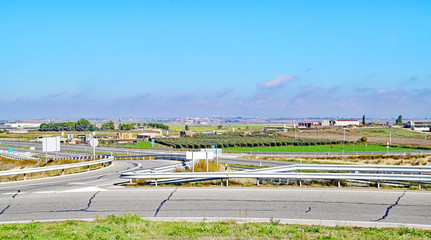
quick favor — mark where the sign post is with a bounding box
[386,141,390,153]
[90,138,99,160]
[42,137,60,164]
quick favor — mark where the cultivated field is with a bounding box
[225,144,420,153]
[280,127,431,147]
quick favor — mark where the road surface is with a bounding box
[0,159,430,229]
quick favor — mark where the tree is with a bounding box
[118,123,134,131]
[395,115,403,125]
[88,124,96,131]
[362,115,366,125]
[217,125,222,130]
[101,121,115,130]
[185,125,190,131]
[75,119,91,131]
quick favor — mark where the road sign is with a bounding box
[89,138,99,148]
[151,139,155,146]
[86,134,91,142]
[42,137,60,152]
[386,141,389,146]
[212,145,215,149]
[8,148,13,153]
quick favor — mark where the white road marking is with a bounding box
[1,192,25,195]
[63,186,107,192]
[33,191,57,194]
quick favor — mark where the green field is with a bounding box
[116,140,159,148]
[0,214,429,239]
[224,144,419,153]
[351,127,425,138]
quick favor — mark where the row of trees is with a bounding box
[39,119,95,132]
[140,123,169,130]
[40,120,170,132]
[154,134,345,149]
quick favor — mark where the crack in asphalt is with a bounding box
[305,207,311,213]
[97,175,106,180]
[12,190,21,199]
[84,191,100,211]
[374,191,406,222]
[0,190,20,216]
[0,205,10,215]
[46,191,101,213]
[154,188,178,217]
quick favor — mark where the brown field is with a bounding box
[280,127,431,147]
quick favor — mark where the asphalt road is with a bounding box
[1,159,431,228]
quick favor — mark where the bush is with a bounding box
[357,136,368,144]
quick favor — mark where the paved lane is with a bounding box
[1,185,430,228]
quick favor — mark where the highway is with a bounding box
[1,159,431,229]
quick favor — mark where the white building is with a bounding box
[333,119,360,126]
[322,119,359,127]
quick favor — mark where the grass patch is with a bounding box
[351,127,426,138]
[115,140,160,148]
[0,214,430,239]
[225,144,420,153]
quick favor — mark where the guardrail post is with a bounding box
[24,173,27,180]
[338,171,340,188]
[419,172,422,189]
[88,165,90,172]
[62,169,65,175]
[377,171,380,188]
[299,170,302,186]
[226,178,229,187]
[155,178,158,187]
[256,179,259,186]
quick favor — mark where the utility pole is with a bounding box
[390,131,392,145]
[343,127,346,143]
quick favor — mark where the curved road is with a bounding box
[0,159,431,229]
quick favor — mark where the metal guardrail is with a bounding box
[0,152,39,161]
[120,163,431,187]
[121,171,431,182]
[0,157,114,180]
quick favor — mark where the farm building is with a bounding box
[403,120,431,132]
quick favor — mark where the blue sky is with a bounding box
[1,1,430,119]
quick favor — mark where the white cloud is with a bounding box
[47,90,66,97]
[217,88,233,98]
[257,75,296,89]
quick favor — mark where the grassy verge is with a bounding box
[225,144,420,153]
[0,214,430,239]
